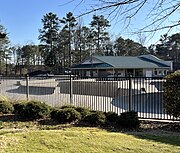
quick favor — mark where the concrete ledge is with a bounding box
[20,79,57,87]
[7,85,55,95]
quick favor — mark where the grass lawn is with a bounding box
[0,121,180,153]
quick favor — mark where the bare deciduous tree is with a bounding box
[64,0,180,33]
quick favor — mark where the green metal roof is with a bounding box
[72,63,113,69]
[93,55,170,69]
[72,55,171,69]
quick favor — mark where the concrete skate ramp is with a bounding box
[6,86,55,95]
[6,79,57,95]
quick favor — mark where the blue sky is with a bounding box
[0,0,75,45]
[0,0,179,46]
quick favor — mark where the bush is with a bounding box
[50,108,60,120]
[83,111,106,126]
[52,108,81,123]
[105,111,118,123]
[116,111,139,129]
[164,71,180,118]
[75,107,90,119]
[0,100,14,114]
[15,101,51,120]
[60,105,76,109]
[13,102,26,117]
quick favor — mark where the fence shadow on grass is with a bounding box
[103,121,180,147]
[127,130,180,147]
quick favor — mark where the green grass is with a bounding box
[0,125,180,153]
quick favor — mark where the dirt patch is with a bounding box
[0,114,16,121]
[140,120,180,132]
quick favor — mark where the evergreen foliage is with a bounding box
[51,108,81,123]
[14,101,51,120]
[83,111,106,126]
[164,71,180,118]
[75,107,91,119]
[104,111,118,123]
[116,111,140,129]
[0,100,14,114]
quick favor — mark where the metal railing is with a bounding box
[0,75,178,120]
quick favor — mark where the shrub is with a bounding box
[75,107,90,119]
[83,111,106,126]
[50,108,60,120]
[105,111,119,123]
[19,101,51,120]
[60,105,76,109]
[116,111,139,129]
[13,102,26,117]
[0,100,14,114]
[53,108,81,123]
[0,95,9,102]
[164,71,180,118]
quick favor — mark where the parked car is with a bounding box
[27,71,54,79]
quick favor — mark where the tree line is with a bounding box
[0,12,179,75]
[35,12,149,73]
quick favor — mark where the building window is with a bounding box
[159,70,162,75]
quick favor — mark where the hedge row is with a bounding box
[0,101,139,128]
